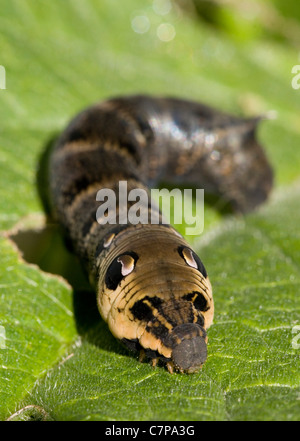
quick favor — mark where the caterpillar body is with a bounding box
[49,95,273,373]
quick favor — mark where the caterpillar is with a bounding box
[49,95,273,373]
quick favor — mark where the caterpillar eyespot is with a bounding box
[49,94,273,373]
[178,246,207,278]
[105,252,138,290]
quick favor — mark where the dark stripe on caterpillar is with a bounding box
[49,94,273,373]
[183,291,210,312]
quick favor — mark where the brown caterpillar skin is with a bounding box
[49,95,273,373]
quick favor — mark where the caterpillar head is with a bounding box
[98,226,213,373]
[168,323,207,373]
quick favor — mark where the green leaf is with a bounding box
[0,0,300,421]
[0,234,77,420]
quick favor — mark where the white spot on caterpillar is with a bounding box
[182,248,198,269]
[103,233,115,248]
[117,255,135,276]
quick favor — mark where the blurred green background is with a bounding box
[0,0,300,421]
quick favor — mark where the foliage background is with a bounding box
[0,0,299,421]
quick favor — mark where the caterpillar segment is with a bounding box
[49,95,273,372]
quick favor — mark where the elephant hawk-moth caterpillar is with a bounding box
[49,95,273,373]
